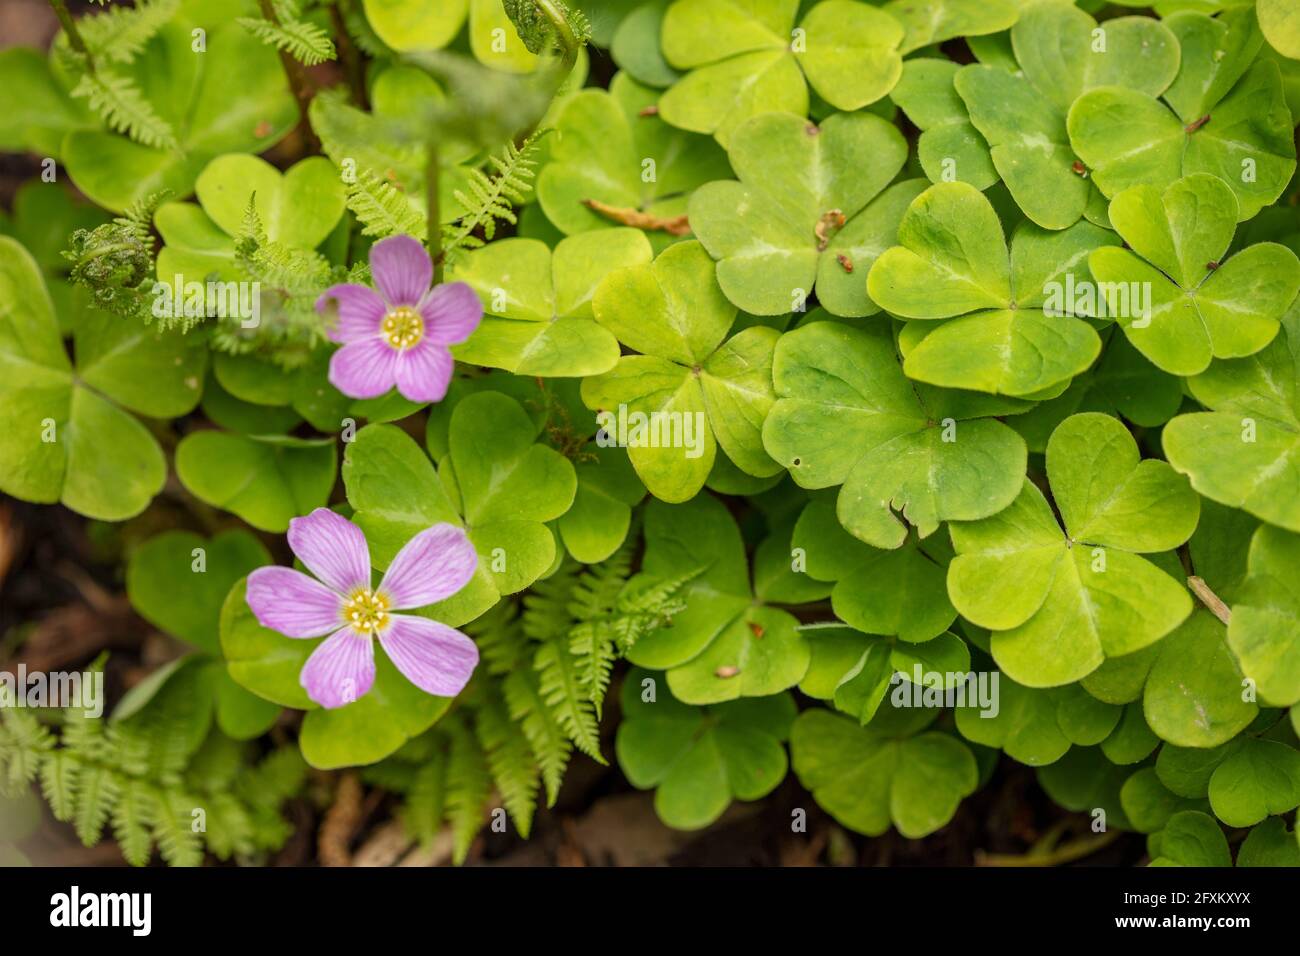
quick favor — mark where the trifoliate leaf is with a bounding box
[765,321,1027,549]
[689,110,914,316]
[890,58,997,190]
[949,413,1198,687]
[615,667,795,829]
[868,182,1115,396]
[450,230,652,376]
[1120,766,1208,834]
[1144,612,1259,747]
[791,707,978,838]
[1228,526,1300,707]
[1207,737,1300,828]
[1148,810,1232,866]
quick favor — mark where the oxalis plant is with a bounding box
[0,0,1298,871]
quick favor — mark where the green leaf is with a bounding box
[62,18,297,212]
[791,707,977,838]
[615,667,795,829]
[0,47,97,158]
[627,494,810,704]
[1238,817,1300,867]
[1229,526,1300,707]
[767,321,1026,549]
[176,432,336,533]
[362,0,467,51]
[536,73,730,243]
[1120,766,1208,834]
[1148,810,1231,866]
[1163,305,1300,532]
[1144,611,1259,748]
[1260,0,1300,60]
[884,0,1018,55]
[449,230,651,376]
[1068,11,1296,223]
[1088,174,1300,376]
[557,445,646,564]
[127,530,270,656]
[949,413,1198,687]
[0,237,191,520]
[868,182,1111,396]
[689,110,912,316]
[890,58,997,190]
[1207,738,1300,827]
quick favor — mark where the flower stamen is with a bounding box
[342,588,391,634]
[382,306,424,350]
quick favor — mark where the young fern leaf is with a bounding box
[111,778,156,867]
[535,636,604,763]
[347,169,427,238]
[70,71,180,150]
[237,14,337,66]
[502,668,571,807]
[400,751,448,846]
[150,788,204,867]
[502,0,592,53]
[443,718,491,865]
[64,189,170,321]
[475,686,540,839]
[77,0,180,64]
[72,762,120,847]
[444,133,544,257]
[39,750,80,821]
[0,710,54,795]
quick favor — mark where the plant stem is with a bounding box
[1188,575,1232,625]
[977,827,1120,867]
[48,0,94,71]
[331,0,367,108]
[258,0,320,151]
[535,0,580,80]
[426,139,443,282]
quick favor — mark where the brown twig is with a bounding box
[580,198,690,236]
[1188,575,1232,625]
[318,772,364,866]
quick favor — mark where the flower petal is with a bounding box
[316,283,386,343]
[287,508,371,595]
[246,566,343,638]
[393,340,454,404]
[370,234,431,307]
[379,614,479,697]
[329,335,398,399]
[418,282,483,345]
[379,522,478,609]
[300,629,375,709]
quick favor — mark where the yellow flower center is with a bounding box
[382,306,424,350]
[342,588,391,634]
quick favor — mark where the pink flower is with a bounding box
[316,235,482,403]
[245,508,479,709]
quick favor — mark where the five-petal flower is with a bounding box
[317,234,482,403]
[246,508,479,709]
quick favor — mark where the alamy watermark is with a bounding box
[0,666,104,718]
[595,405,707,459]
[151,276,261,328]
[890,666,1000,718]
[1043,275,1153,327]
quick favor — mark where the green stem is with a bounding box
[534,0,580,80]
[48,0,94,71]
[426,139,442,283]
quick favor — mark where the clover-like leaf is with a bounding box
[956,677,1121,766]
[1088,174,1300,376]
[1260,0,1300,59]
[954,5,1179,230]
[765,321,1027,549]
[536,73,730,245]
[890,58,997,190]
[884,0,1018,54]
[62,14,297,212]
[219,578,451,768]
[449,230,652,377]
[176,431,337,534]
[615,667,795,830]
[869,181,1115,396]
[626,493,810,704]
[1068,8,1296,222]
[344,392,576,615]
[0,237,205,520]
[0,47,97,159]
[1238,817,1300,867]
[363,0,468,51]
[949,413,1198,687]
[611,1,679,89]
[1148,810,1232,866]
[156,153,346,286]
[1120,766,1208,834]
[1228,525,1300,707]
[1163,304,1300,532]
[689,110,916,317]
[557,444,646,564]
[1206,737,1300,828]
[1144,611,1259,747]
[658,0,904,146]
[791,707,978,838]
[792,497,957,641]
[581,240,781,500]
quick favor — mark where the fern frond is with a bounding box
[150,788,204,867]
[444,133,544,258]
[39,751,81,821]
[111,778,155,866]
[470,600,528,676]
[475,686,539,839]
[0,710,55,796]
[502,0,591,54]
[400,748,447,847]
[346,168,427,239]
[443,718,490,865]
[502,669,570,807]
[70,71,179,150]
[78,0,180,64]
[237,14,336,66]
[72,762,120,847]
[535,636,604,764]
